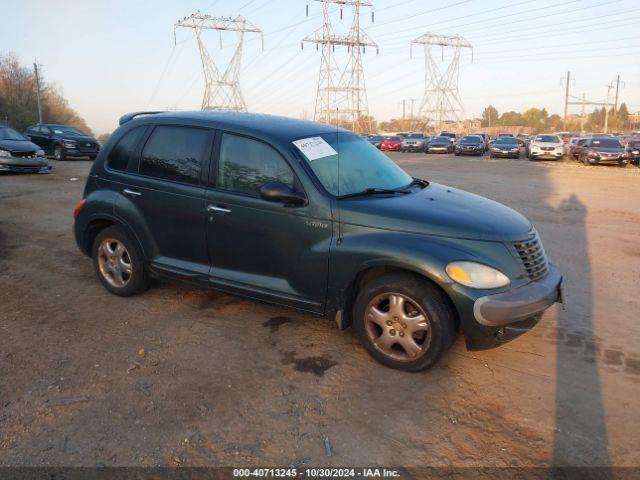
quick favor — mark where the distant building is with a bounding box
[629,112,640,130]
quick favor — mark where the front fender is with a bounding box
[327,224,527,337]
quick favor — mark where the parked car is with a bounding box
[73,111,562,372]
[25,124,100,160]
[516,133,530,147]
[0,126,51,174]
[528,134,564,161]
[380,135,402,152]
[400,133,426,152]
[565,137,584,158]
[625,138,640,165]
[578,136,627,167]
[455,135,485,156]
[438,131,458,144]
[367,134,384,149]
[490,136,521,159]
[426,136,454,154]
[471,133,489,150]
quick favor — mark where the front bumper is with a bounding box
[530,150,563,159]
[428,147,450,153]
[473,264,562,327]
[63,148,98,158]
[401,144,424,151]
[492,150,520,158]
[457,148,483,155]
[0,157,52,173]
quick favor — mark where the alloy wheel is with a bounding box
[97,238,132,288]
[364,293,432,362]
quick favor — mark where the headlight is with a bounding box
[36,149,45,157]
[0,150,10,158]
[64,140,77,149]
[510,148,519,152]
[446,261,510,289]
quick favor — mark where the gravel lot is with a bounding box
[1,153,639,468]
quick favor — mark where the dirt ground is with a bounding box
[1,152,639,469]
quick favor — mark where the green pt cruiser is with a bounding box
[73,111,563,372]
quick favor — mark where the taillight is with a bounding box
[73,199,86,220]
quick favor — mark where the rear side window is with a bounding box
[140,126,210,185]
[218,133,293,196]
[107,127,145,171]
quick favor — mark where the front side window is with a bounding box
[218,133,294,196]
[294,132,412,197]
[107,127,146,171]
[140,126,209,185]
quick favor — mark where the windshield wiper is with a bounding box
[404,177,429,190]
[338,187,412,199]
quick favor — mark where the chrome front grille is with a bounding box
[513,232,548,280]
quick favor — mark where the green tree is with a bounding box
[498,111,523,126]
[481,105,499,127]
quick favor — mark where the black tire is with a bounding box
[490,154,495,159]
[89,155,97,161]
[54,145,66,161]
[454,152,459,156]
[353,272,456,372]
[91,225,149,297]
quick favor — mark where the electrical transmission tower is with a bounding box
[411,33,472,132]
[174,12,263,112]
[302,0,378,133]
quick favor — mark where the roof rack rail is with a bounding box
[119,111,165,125]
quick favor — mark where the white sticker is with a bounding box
[293,137,338,161]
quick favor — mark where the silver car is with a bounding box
[400,133,426,152]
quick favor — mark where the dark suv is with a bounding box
[73,111,562,372]
[25,124,100,160]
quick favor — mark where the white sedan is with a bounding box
[528,134,565,161]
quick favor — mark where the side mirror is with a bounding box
[260,182,307,207]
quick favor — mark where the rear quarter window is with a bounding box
[107,127,146,172]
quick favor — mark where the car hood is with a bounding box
[0,139,41,152]
[592,146,623,153]
[531,142,563,148]
[58,134,96,142]
[339,182,532,242]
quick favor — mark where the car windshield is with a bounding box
[51,126,84,135]
[460,136,481,144]
[405,133,423,139]
[431,137,450,144]
[592,138,622,148]
[494,138,518,145]
[0,127,27,141]
[294,132,412,197]
[370,135,383,141]
[385,136,401,142]
[535,135,561,143]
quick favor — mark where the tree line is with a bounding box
[0,52,92,134]
[481,103,631,133]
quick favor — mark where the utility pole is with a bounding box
[563,71,570,130]
[604,83,614,134]
[303,0,378,133]
[580,93,586,135]
[411,33,472,133]
[614,74,620,112]
[174,12,263,111]
[33,60,43,124]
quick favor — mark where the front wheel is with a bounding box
[92,226,149,296]
[353,272,456,372]
[54,145,66,161]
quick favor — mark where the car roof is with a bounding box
[122,111,345,143]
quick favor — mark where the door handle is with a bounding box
[123,188,142,197]
[207,205,231,214]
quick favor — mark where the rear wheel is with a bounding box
[353,272,456,372]
[92,226,149,296]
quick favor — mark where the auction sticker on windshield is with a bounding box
[293,137,337,161]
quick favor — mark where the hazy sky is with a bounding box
[3,0,639,134]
